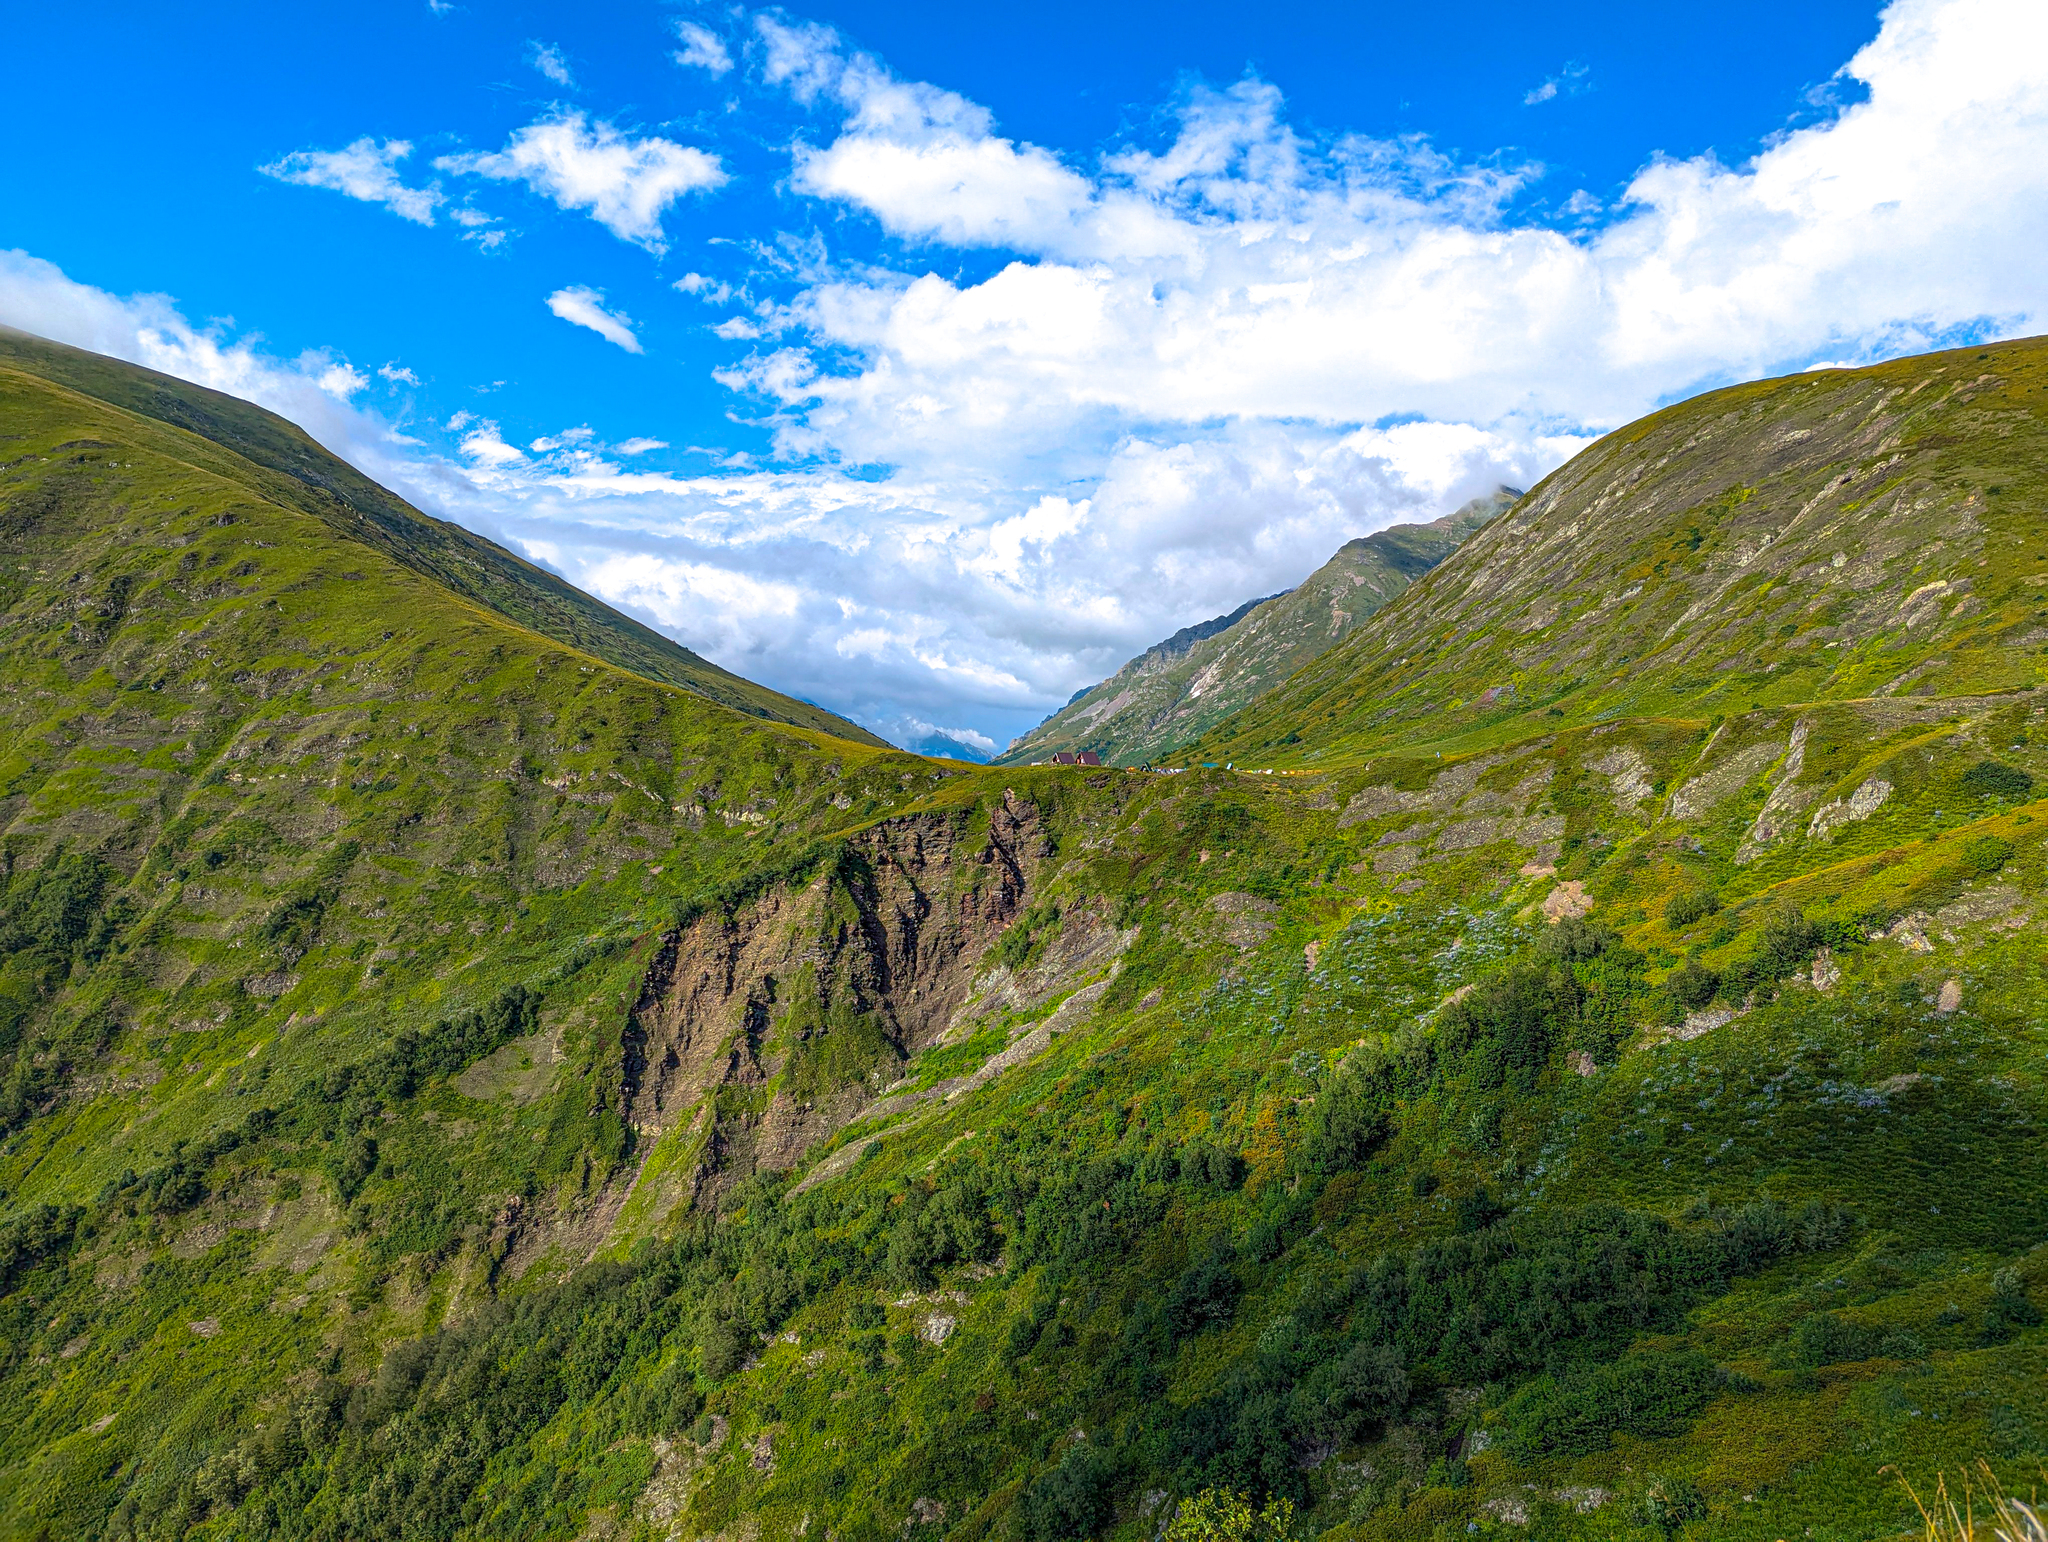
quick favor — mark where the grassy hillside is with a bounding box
[0,340,2044,1542]
[1002,494,1512,768]
[1182,337,2048,770]
[0,329,884,746]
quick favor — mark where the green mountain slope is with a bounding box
[0,357,932,1441]
[0,328,884,746]
[1001,492,1513,767]
[1,339,2046,1542]
[1184,337,2048,770]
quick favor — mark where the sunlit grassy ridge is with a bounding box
[0,329,885,745]
[0,337,2044,1542]
[1184,336,2048,769]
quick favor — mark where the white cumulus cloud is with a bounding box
[741,0,2048,471]
[674,21,733,76]
[529,40,575,87]
[260,138,444,225]
[546,286,644,352]
[459,421,528,465]
[1524,61,1590,106]
[437,113,725,253]
[317,362,368,399]
[674,271,739,303]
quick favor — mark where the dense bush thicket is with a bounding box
[0,1201,81,1297]
[994,903,1063,971]
[1658,903,1869,1013]
[1960,760,2034,802]
[90,984,544,1225]
[1499,1349,1724,1459]
[186,1112,1839,1542]
[24,903,1896,1541]
[1127,1198,1831,1506]
[0,849,131,1134]
[1300,920,1643,1176]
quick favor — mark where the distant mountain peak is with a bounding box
[1000,488,1518,764]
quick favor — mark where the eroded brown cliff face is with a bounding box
[617,789,1046,1209]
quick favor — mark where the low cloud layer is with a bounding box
[13,0,2048,753]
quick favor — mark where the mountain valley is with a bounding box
[0,331,2044,1542]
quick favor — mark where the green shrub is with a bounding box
[1455,1187,1507,1233]
[1437,961,1576,1092]
[1635,1477,1707,1538]
[1793,1199,1853,1252]
[0,850,123,964]
[1245,1188,1312,1262]
[1500,1350,1723,1459]
[1991,1267,2042,1327]
[1663,890,1721,929]
[1162,1488,1298,1542]
[1963,835,2016,874]
[1020,1444,1112,1542]
[1168,1243,1242,1336]
[1793,1312,1879,1366]
[699,1316,748,1379]
[1877,1329,1927,1360]
[1757,904,1821,975]
[1720,905,1862,1001]
[621,1356,703,1436]
[1665,960,1720,1010]
[1288,1343,1409,1448]
[0,1202,81,1295]
[1961,760,2034,801]
[1720,1200,1792,1271]
[1184,1142,1245,1190]
[993,903,1062,971]
[883,1180,998,1287]
[1301,1052,1395,1172]
[1536,917,1618,963]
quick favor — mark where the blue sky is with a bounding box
[5,0,2046,754]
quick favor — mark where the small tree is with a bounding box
[1164,1488,1296,1542]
